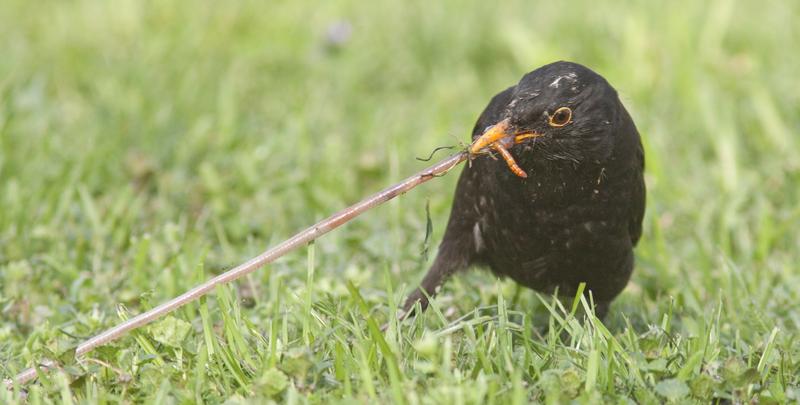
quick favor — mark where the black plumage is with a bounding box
[403,61,645,319]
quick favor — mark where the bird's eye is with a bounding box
[548,107,572,127]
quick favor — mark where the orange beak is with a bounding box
[469,118,541,155]
[468,118,541,178]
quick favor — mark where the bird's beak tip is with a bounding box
[469,118,511,154]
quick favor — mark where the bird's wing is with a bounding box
[402,85,516,314]
[401,165,481,313]
[628,144,646,246]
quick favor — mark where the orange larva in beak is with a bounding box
[469,118,541,178]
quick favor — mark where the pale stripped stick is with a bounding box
[6,152,467,388]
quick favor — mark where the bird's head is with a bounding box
[470,61,625,177]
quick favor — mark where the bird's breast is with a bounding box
[474,158,630,253]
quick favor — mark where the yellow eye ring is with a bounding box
[548,107,572,127]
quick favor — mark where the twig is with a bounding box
[4,152,468,388]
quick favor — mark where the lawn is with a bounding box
[1,0,799,403]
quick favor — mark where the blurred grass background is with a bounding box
[1,0,799,403]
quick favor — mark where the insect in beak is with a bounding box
[469,118,541,178]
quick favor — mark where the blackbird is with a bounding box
[403,61,645,319]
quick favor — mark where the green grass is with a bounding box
[1,0,799,403]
